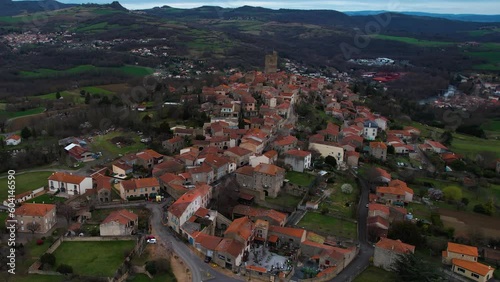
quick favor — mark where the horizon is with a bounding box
[15,0,500,15]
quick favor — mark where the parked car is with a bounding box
[147,238,157,244]
[204,256,211,263]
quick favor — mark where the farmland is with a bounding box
[19,65,154,78]
[297,212,357,239]
[0,171,52,200]
[373,34,454,47]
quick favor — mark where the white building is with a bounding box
[5,134,21,146]
[48,172,93,196]
[363,121,378,141]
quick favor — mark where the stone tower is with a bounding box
[264,51,278,74]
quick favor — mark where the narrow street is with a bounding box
[148,202,241,282]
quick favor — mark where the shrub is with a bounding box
[473,204,491,216]
[57,264,73,274]
[41,253,56,266]
[320,207,329,215]
[341,184,353,194]
[146,261,157,275]
[36,239,44,245]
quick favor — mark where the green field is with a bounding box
[52,240,135,276]
[265,193,303,208]
[373,34,454,47]
[470,51,500,70]
[90,131,146,156]
[129,274,177,282]
[0,107,45,118]
[0,171,52,200]
[0,212,7,229]
[297,212,357,239]
[81,86,114,95]
[482,119,500,132]
[26,193,66,204]
[320,176,359,218]
[285,171,315,186]
[354,266,397,282]
[20,65,154,78]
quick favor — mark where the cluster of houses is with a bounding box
[373,237,495,282]
[3,134,21,146]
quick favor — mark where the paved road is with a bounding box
[148,203,241,282]
[330,175,374,282]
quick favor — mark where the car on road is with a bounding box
[147,238,157,244]
[204,256,211,263]
[366,204,369,208]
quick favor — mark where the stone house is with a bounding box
[369,142,387,161]
[14,203,56,234]
[374,237,415,271]
[283,149,312,172]
[99,209,138,236]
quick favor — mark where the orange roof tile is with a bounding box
[15,203,55,217]
[225,217,254,241]
[285,149,311,158]
[376,186,405,196]
[246,265,267,273]
[368,203,390,214]
[263,150,278,159]
[225,146,253,157]
[269,225,305,239]
[452,259,494,276]
[101,209,138,225]
[168,183,212,218]
[48,172,86,184]
[370,142,387,149]
[447,242,478,257]
[254,163,284,176]
[192,232,223,251]
[215,238,245,258]
[375,237,415,254]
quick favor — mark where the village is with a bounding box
[3,51,500,282]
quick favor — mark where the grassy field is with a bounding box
[373,34,454,47]
[265,193,303,208]
[26,193,66,204]
[354,266,397,282]
[90,131,146,156]
[129,274,177,282]
[482,119,500,132]
[0,171,52,200]
[297,212,357,239]
[4,275,65,282]
[285,171,315,186]
[0,212,7,229]
[0,107,45,118]
[20,65,154,78]
[470,51,500,70]
[52,240,135,276]
[320,176,359,219]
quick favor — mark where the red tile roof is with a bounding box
[225,216,254,241]
[269,225,305,239]
[48,172,87,184]
[121,178,159,190]
[232,205,286,224]
[254,163,284,176]
[168,183,211,218]
[447,242,478,257]
[368,203,390,215]
[101,209,138,225]
[425,140,448,150]
[370,142,387,149]
[375,237,415,254]
[274,135,297,146]
[225,146,253,157]
[376,186,405,196]
[285,149,311,158]
[235,166,254,176]
[15,203,55,217]
[7,134,21,141]
[215,238,245,257]
[452,259,494,276]
[192,231,223,251]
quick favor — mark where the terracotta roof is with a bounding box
[232,205,286,224]
[224,146,253,157]
[14,190,33,200]
[215,238,245,257]
[269,225,305,239]
[15,203,55,217]
[370,142,387,149]
[447,242,478,257]
[367,216,389,229]
[425,140,448,150]
[376,186,405,196]
[7,134,21,141]
[121,178,159,190]
[246,265,267,273]
[48,172,86,184]
[368,203,390,214]
[188,163,213,174]
[254,163,284,176]
[113,161,132,171]
[375,237,415,254]
[166,136,184,144]
[374,167,391,180]
[159,173,184,184]
[192,231,223,251]
[316,266,337,278]
[235,166,254,176]
[168,183,211,218]
[285,149,311,158]
[101,209,138,225]
[225,216,254,241]
[452,259,494,276]
[268,234,279,243]
[263,150,278,159]
[274,135,297,146]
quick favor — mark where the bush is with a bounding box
[473,204,491,216]
[146,261,157,275]
[320,207,329,215]
[36,239,44,245]
[41,253,56,266]
[57,264,73,274]
[341,184,353,194]
[89,228,100,236]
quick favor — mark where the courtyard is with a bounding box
[246,245,292,273]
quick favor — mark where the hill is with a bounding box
[0,0,76,16]
[345,11,500,23]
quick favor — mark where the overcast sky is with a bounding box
[57,0,500,14]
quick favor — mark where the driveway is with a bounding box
[147,203,241,282]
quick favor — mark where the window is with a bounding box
[457,267,465,273]
[471,273,479,279]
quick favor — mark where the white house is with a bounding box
[167,183,212,235]
[374,117,388,131]
[363,121,378,141]
[308,141,344,167]
[284,149,312,172]
[48,172,93,196]
[5,134,21,146]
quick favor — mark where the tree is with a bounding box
[85,92,91,104]
[461,197,469,207]
[449,160,466,171]
[440,131,453,146]
[21,126,32,140]
[388,221,425,247]
[387,145,395,154]
[325,156,337,168]
[391,252,443,282]
[56,203,76,226]
[41,253,56,267]
[341,184,353,194]
[57,264,73,274]
[26,222,41,236]
[442,186,462,202]
[55,92,61,100]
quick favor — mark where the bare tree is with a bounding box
[56,203,76,226]
[27,222,41,236]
